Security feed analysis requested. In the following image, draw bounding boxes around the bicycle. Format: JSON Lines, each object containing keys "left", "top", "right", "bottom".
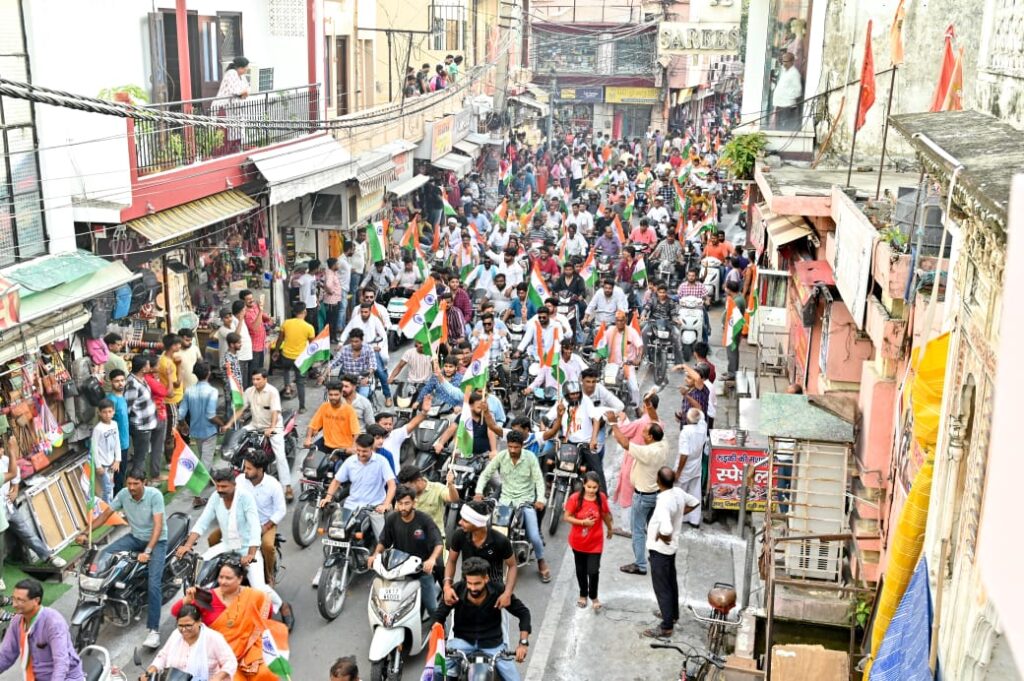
{"left": 689, "top": 582, "right": 740, "bottom": 658}
{"left": 650, "top": 642, "right": 726, "bottom": 681}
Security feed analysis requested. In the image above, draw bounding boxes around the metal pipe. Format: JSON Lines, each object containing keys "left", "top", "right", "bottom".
{"left": 736, "top": 462, "right": 751, "bottom": 537}
{"left": 741, "top": 527, "right": 755, "bottom": 609}
{"left": 930, "top": 538, "right": 949, "bottom": 673}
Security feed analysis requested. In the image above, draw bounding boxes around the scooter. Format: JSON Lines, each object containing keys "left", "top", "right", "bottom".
{"left": 700, "top": 256, "right": 722, "bottom": 305}
{"left": 555, "top": 289, "right": 578, "bottom": 337}
{"left": 677, "top": 295, "right": 706, "bottom": 362}
{"left": 367, "top": 549, "right": 431, "bottom": 681}
{"left": 81, "top": 645, "right": 128, "bottom": 681}
{"left": 134, "top": 648, "right": 193, "bottom": 680}
{"left": 70, "top": 512, "right": 194, "bottom": 649}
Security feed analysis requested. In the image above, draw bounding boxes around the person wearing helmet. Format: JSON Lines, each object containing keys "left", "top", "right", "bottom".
{"left": 541, "top": 381, "right": 607, "bottom": 490}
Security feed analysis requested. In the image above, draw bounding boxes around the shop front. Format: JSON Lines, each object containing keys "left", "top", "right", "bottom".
{"left": 605, "top": 86, "right": 659, "bottom": 140}
{"left": 416, "top": 115, "right": 473, "bottom": 180}
{"left": 382, "top": 140, "right": 429, "bottom": 237}
{"left": 554, "top": 87, "right": 603, "bottom": 137}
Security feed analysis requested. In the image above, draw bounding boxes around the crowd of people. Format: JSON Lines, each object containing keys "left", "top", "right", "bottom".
{"left": 0, "top": 107, "right": 754, "bottom": 681}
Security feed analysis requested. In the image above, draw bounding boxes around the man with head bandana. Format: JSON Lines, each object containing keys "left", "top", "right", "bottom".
{"left": 442, "top": 500, "right": 519, "bottom": 608}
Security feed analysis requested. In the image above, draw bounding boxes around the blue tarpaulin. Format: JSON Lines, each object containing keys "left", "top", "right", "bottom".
{"left": 870, "top": 558, "right": 934, "bottom": 681}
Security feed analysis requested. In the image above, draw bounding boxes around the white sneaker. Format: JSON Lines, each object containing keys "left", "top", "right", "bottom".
{"left": 143, "top": 630, "right": 161, "bottom": 649}
{"left": 49, "top": 556, "right": 67, "bottom": 569}
{"left": 311, "top": 567, "right": 321, "bottom": 588}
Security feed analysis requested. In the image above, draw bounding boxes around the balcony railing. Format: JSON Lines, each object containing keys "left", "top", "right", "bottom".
{"left": 134, "top": 84, "right": 321, "bottom": 177}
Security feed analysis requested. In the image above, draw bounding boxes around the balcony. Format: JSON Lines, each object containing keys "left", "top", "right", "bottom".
{"left": 132, "top": 85, "right": 320, "bottom": 177}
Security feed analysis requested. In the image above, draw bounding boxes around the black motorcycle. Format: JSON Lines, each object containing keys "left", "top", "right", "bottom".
{"left": 448, "top": 648, "right": 516, "bottom": 681}
{"left": 543, "top": 443, "right": 586, "bottom": 536}
{"left": 491, "top": 502, "right": 537, "bottom": 568}
{"left": 648, "top": 319, "right": 677, "bottom": 386}
{"left": 219, "top": 409, "right": 300, "bottom": 475}
{"left": 443, "top": 453, "right": 496, "bottom": 539}
{"left": 410, "top": 402, "right": 456, "bottom": 481}
{"left": 317, "top": 503, "right": 378, "bottom": 620}
{"left": 292, "top": 445, "right": 345, "bottom": 548}
{"left": 70, "top": 512, "right": 193, "bottom": 649}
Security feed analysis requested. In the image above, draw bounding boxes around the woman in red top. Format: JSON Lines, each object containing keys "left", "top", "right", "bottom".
{"left": 143, "top": 364, "right": 169, "bottom": 484}
{"left": 564, "top": 471, "right": 614, "bottom": 611}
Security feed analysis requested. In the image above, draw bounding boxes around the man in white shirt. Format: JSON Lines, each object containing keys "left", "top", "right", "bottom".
{"left": 542, "top": 382, "right": 603, "bottom": 489}
{"left": 487, "top": 249, "right": 524, "bottom": 294}
{"left": 236, "top": 451, "right": 286, "bottom": 584}
{"left": 564, "top": 202, "right": 594, "bottom": 238}
{"left": 676, "top": 408, "right": 707, "bottom": 527}
{"left": 224, "top": 370, "right": 292, "bottom": 497}
{"left": 297, "top": 263, "right": 319, "bottom": 328}
{"left": 557, "top": 223, "right": 589, "bottom": 260}
{"left": 583, "top": 279, "right": 630, "bottom": 327}
{"left": 488, "top": 221, "right": 512, "bottom": 252}
{"left": 773, "top": 51, "right": 803, "bottom": 131}
{"left": 646, "top": 196, "right": 671, "bottom": 231}
{"left": 609, "top": 163, "right": 628, "bottom": 186}
{"left": 643, "top": 466, "right": 698, "bottom": 637}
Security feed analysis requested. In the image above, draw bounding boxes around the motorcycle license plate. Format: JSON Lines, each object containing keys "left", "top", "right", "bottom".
{"left": 379, "top": 588, "right": 403, "bottom": 601}
{"left": 420, "top": 420, "right": 435, "bottom": 430}
{"left": 656, "top": 330, "right": 670, "bottom": 339}
{"left": 559, "top": 461, "right": 577, "bottom": 472}
{"left": 322, "top": 539, "right": 349, "bottom": 548}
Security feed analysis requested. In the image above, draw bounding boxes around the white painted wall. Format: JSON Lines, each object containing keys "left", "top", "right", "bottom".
{"left": 21, "top": 0, "right": 318, "bottom": 254}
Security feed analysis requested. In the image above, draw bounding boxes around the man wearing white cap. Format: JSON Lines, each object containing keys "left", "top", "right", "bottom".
{"left": 442, "top": 500, "right": 519, "bottom": 609}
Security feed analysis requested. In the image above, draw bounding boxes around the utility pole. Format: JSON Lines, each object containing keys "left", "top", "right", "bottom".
{"left": 548, "top": 68, "right": 557, "bottom": 148}
{"left": 494, "top": 0, "right": 519, "bottom": 114}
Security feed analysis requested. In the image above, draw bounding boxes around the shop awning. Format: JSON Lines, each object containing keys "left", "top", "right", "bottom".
{"left": 249, "top": 134, "right": 354, "bottom": 206}
{"left": 18, "top": 261, "right": 138, "bottom": 326}
{"left": 387, "top": 174, "right": 430, "bottom": 198}
{"left": 0, "top": 305, "right": 92, "bottom": 365}
{"left": 432, "top": 153, "right": 473, "bottom": 178}
{"left": 509, "top": 96, "right": 549, "bottom": 116}
{"left": 466, "top": 132, "right": 496, "bottom": 146}
{"left": 765, "top": 212, "right": 813, "bottom": 247}
{"left": 453, "top": 140, "right": 480, "bottom": 156}
{"left": 126, "top": 190, "right": 258, "bottom": 245}
{"left": 356, "top": 154, "right": 398, "bottom": 196}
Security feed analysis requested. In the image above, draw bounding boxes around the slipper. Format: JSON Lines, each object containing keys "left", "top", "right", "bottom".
{"left": 576, "top": 598, "right": 587, "bottom": 609}
{"left": 592, "top": 601, "right": 603, "bottom": 612}
{"left": 540, "top": 570, "right": 552, "bottom": 583}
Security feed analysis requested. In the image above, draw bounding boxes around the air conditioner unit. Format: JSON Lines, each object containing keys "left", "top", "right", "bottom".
{"left": 786, "top": 537, "right": 843, "bottom": 580}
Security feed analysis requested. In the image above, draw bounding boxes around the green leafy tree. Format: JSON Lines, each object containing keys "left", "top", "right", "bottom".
{"left": 718, "top": 132, "right": 768, "bottom": 180}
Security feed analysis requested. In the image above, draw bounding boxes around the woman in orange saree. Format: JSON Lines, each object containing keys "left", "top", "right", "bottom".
{"left": 171, "top": 561, "right": 290, "bottom": 680}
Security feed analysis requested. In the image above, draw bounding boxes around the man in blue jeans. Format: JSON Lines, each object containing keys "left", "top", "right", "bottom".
{"left": 605, "top": 414, "right": 669, "bottom": 576}
{"left": 85, "top": 469, "right": 167, "bottom": 650}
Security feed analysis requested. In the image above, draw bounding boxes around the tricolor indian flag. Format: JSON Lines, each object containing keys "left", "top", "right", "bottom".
{"left": 261, "top": 624, "right": 292, "bottom": 679}
{"left": 227, "top": 369, "right": 245, "bottom": 410}
{"left": 441, "top": 189, "right": 458, "bottom": 217}
{"left": 80, "top": 463, "right": 126, "bottom": 526}
{"left": 632, "top": 256, "right": 647, "bottom": 284}
{"left": 454, "top": 388, "right": 476, "bottom": 458}
{"left": 421, "top": 623, "right": 447, "bottom": 681}
{"left": 579, "top": 250, "right": 597, "bottom": 288}
{"left": 622, "top": 194, "right": 635, "bottom": 222}
{"left": 499, "top": 165, "right": 512, "bottom": 189}
{"left": 367, "top": 220, "right": 388, "bottom": 263}
{"left": 462, "top": 337, "right": 492, "bottom": 392}
{"left": 727, "top": 302, "right": 745, "bottom": 350}
{"left": 613, "top": 214, "right": 627, "bottom": 244}
{"left": 594, "top": 322, "right": 609, "bottom": 360}
{"left": 518, "top": 187, "right": 532, "bottom": 213}
{"left": 527, "top": 261, "right": 550, "bottom": 309}
{"left": 495, "top": 198, "right": 509, "bottom": 222}
{"left": 398, "top": 278, "right": 439, "bottom": 340}
{"left": 296, "top": 327, "right": 332, "bottom": 376}
{"left": 168, "top": 430, "right": 211, "bottom": 495}
{"left": 400, "top": 216, "right": 420, "bottom": 251}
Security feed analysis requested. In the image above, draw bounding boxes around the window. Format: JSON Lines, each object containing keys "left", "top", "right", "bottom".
{"left": 613, "top": 33, "right": 656, "bottom": 75}
{"left": 218, "top": 12, "right": 243, "bottom": 67}
{"left": 532, "top": 30, "right": 598, "bottom": 74}
{"left": 324, "top": 35, "right": 332, "bottom": 107}
{"left": 0, "top": 1, "right": 46, "bottom": 267}
{"left": 761, "top": 0, "right": 813, "bottom": 131}
{"left": 431, "top": 4, "right": 465, "bottom": 51}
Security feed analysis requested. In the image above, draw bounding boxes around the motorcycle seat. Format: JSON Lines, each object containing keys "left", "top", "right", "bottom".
{"left": 280, "top": 410, "right": 296, "bottom": 427}
{"left": 166, "top": 512, "right": 190, "bottom": 549}
{"left": 80, "top": 649, "right": 105, "bottom": 681}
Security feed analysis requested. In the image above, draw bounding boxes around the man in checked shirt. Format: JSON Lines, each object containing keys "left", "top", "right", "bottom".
{"left": 676, "top": 268, "right": 711, "bottom": 344}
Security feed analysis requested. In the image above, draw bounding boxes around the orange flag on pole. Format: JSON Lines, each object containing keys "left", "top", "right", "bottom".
{"left": 941, "top": 47, "right": 965, "bottom": 112}
{"left": 855, "top": 20, "right": 876, "bottom": 132}
{"left": 890, "top": 0, "right": 906, "bottom": 65}
{"left": 929, "top": 25, "right": 957, "bottom": 112}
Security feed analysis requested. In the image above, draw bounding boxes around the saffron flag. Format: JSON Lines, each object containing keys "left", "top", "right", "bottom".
{"left": 613, "top": 214, "right": 627, "bottom": 244}
{"left": 940, "top": 47, "right": 964, "bottom": 112}
{"left": 890, "top": 0, "right": 906, "bottom": 65}
{"left": 168, "top": 430, "right": 211, "bottom": 495}
{"left": 367, "top": 220, "right": 388, "bottom": 263}
{"left": 856, "top": 21, "right": 876, "bottom": 132}
{"left": 929, "top": 25, "right": 957, "bottom": 113}
{"left": 295, "top": 327, "right": 332, "bottom": 375}
{"left": 527, "top": 261, "right": 550, "bottom": 309}
{"left": 398, "top": 277, "right": 439, "bottom": 339}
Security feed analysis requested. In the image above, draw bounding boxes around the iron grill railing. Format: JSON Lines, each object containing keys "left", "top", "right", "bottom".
{"left": 134, "top": 84, "right": 321, "bottom": 176}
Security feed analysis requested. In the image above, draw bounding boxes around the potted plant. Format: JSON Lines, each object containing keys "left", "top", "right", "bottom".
{"left": 718, "top": 132, "right": 768, "bottom": 180}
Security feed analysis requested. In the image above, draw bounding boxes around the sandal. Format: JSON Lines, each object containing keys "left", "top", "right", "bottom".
{"left": 576, "top": 598, "right": 587, "bottom": 609}
{"left": 592, "top": 601, "right": 603, "bottom": 612}
{"left": 540, "top": 570, "right": 552, "bottom": 583}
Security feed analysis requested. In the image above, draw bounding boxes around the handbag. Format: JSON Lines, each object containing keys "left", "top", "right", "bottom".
{"left": 63, "top": 379, "right": 80, "bottom": 399}
{"left": 29, "top": 451, "right": 49, "bottom": 473}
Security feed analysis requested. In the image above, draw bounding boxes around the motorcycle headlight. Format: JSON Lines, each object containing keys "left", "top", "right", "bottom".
{"left": 372, "top": 592, "right": 418, "bottom": 627}
{"left": 79, "top": 575, "right": 105, "bottom": 592}
{"left": 327, "top": 525, "right": 347, "bottom": 540}
{"left": 302, "top": 467, "right": 318, "bottom": 478}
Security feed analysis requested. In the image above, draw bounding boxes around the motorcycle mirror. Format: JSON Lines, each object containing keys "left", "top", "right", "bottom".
{"left": 132, "top": 647, "right": 143, "bottom": 667}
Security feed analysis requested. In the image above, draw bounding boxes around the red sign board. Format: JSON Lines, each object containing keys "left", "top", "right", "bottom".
{"left": 708, "top": 446, "right": 771, "bottom": 510}
{"left": 0, "top": 276, "right": 21, "bottom": 331}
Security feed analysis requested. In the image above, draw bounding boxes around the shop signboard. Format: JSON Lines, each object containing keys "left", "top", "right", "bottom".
{"left": 356, "top": 189, "right": 384, "bottom": 222}
{"left": 392, "top": 151, "right": 412, "bottom": 183}
{"left": 829, "top": 188, "right": 875, "bottom": 329}
{"left": 415, "top": 116, "right": 455, "bottom": 162}
{"left": 658, "top": 22, "right": 741, "bottom": 55}
{"left": 604, "top": 86, "right": 660, "bottom": 105}
{"left": 454, "top": 106, "right": 474, "bottom": 143}
{"left": 558, "top": 87, "right": 603, "bottom": 103}
{"left": 708, "top": 445, "right": 772, "bottom": 510}
{"left": 0, "top": 276, "right": 19, "bottom": 331}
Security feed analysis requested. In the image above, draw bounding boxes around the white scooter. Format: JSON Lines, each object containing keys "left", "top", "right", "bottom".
{"left": 368, "top": 548, "right": 432, "bottom": 681}
{"left": 700, "top": 256, "right": 722, "bottom": 305}
{"left": 677, "top": 295, "right": 707, "bottom": 362}
{"left": 84, "top": 645, "right": 128, "bottom": 681}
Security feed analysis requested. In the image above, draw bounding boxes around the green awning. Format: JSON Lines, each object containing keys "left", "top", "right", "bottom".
{"left": 4, "top": 251, "right": 110, "bottom": 293}
{"left": 19, "top": 261, "right": 138, "bottom": 325}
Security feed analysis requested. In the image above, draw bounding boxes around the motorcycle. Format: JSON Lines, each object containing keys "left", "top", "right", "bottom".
{"left": 700, "top": 256, "right": 722, "bottom": 305}
{"left": 81, "top": 645, "right": 128, "bottom": 681}
{"left": 411, "top": 401, "right": 456, "bottom": 481}
{"left": 443, "top": 453, "right": 496, "bottom": 538}
{"left": 447, "top": 648, "right": 516, "bottom": 681}
{"left": 677, "top": 295, "right": 706, "bottom": 362}
{"left": 70, "top": 513, "right": 193, "bottom": 650}
{"left": 386, "top": 296, "right": 409, "bottom": 351}
{"left": 655, "top": 257, "right": 680, "bottom": 290}
{"left": 596, "top": 252, "right": 614, "bottom": 279}
{"left": 524, "top": 384, "right": 558, "bottom": 431}
{"left": 318, "top": 503, "right": 379, "bottom": 620}
{"left": 647, "top": 320, "right": 677, "bottom": 387}
{"left": 367, "top": 549, "right": 432, "bottom": 681}
{"left": 555, "top": 289, "right": 578, "bottom": 337}
{"left": 292, "top": 445, "right": 345, "bottom": 548}
{"left": 544, "top": 443, "right": 586, "bottom": 536}
{"left": 602, "top": 362, "right": 633, "bottom": 414}
{"left": 491, "top": 503, "right": 537, "bottom": 568}
{"left": 219, "top": 409, "right": 300, "bottom": 476}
